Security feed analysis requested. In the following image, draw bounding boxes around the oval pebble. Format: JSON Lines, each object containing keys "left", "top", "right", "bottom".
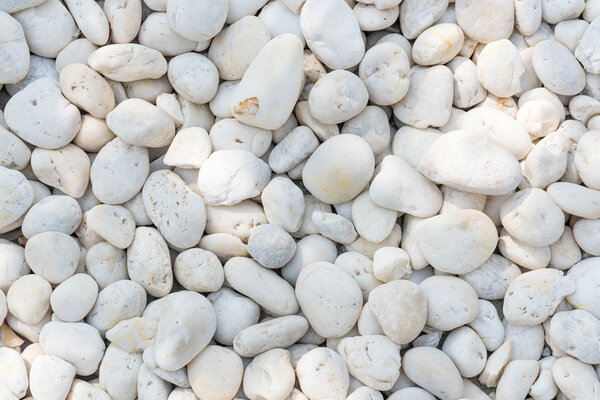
{"left": 303, "top": 134, "right": 374, "bottom": 204}
{"left": 296, "top": 262, "right": 363, "bottom": 338}
{"left": 25, "top": 231, "right": 79, "bottom": 284}
{"left": 415, "top": 209, "right": 498, "bottom": 274}
{"left": 4, "top": 78, "right": 81, "bottom": 150}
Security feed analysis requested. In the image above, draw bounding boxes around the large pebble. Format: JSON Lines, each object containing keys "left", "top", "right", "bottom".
{"left": 0, "top": 167, "right": 32, "bottom": 230}
{"left": 4, "top": 78, "right": 81, "bottom": 149}
{"left": 495, "top": 360, "right": 539, "bottom": 400}
{"left": 500, "top": 188, "right": 565, "bottom": 247}
{"left": 231, "top": 34, "right": 303, "bottom": 130}
{"left": 103, "top": 0, "right": 141, "bottom": 44}
{"left": 392, "top": 65, "right": 453, "bottom": 128}
{"left": 476, "top": 40, "right": 525, "bottom": 98}
{"left": 0, "top": 348, "right": 28, "bottom": 398}
{"left": 415, "top": 209, "right": 498, "bottom": 274}
{"left": 154, "top": 291, "right": 216, "bottom": 371}
{"left": 302, "top": 134, "right": 374, "bottom": 204}
{"left": 50, "top": 274, "right": 97, "bottom": 322}
{"left": 173, "top": 248, "right": 223, "bottom": 293}
{"left": 358, "top": 42, "right": 410, "bottom": 106}
{"left": 233, "top": 315, "right": 308, "bottom": 357}
{"left": 368, "top": 280, "right": 427, "bottom": 344}
{"left": 308, "top": 70, "right": 369, "bottom": 124}
{"left": 13, "top": 0, "right": 78, "bottom": 58}
{"left": 351, "top": 192, "right": 397, "bottom": 243}
{"left": 197, "top": 150, "right": 271, "bottom": 206}
{"left": 87, "top": 204, "right": 135, "bottom": 249}
{"left": 168, "top": 53, "right": 219, "bottom": 104}
{"left": 532, "top": 39, "right": 586, "bottom": 95}
{"left": 88, "top": 44, "right": 167, "bottom": 82}
{"left": 420, "top": 275, "right": 479, "bottom": 330}
{"left": 143, "top": 170, "right": 206, "bottom": 249}
{"left": 455, "top": 0, "right": 514, "bottom": 43}
{"left": 420, "top": 129, "right": 522, "bottom": 195}
{"left": 21, "top": 195, "right": 81, "bottom": 239}
{"left": 209, "top": 16, "right": 271, "bottom": 80}
{"left": 566, "top": 257, "right": 600, "bottom": 318}
{"left": 138, "top": 12, "right": 196, "bottom": 56}
{"left": 99, "top": 344, "right": 143, "bottom": 400}
{"left": 296, "top": 347, "right": 349, "bottom": 400}
{"left": 31, "top": 144, "right": 90, "bottom": 198}
{"left": 60, "top": 63, "right": 114, "bottom": 118}
{"left": 207, "top": 287, "right": 260, "bottom": 345}
{"left": 243, "top": 349, "right": 295, "bottom": 400}
{"left": 127, "top": 227, "right": 173, "bottom": 297}
{"left": 7, "top": 274, "right": 51, "bottom": 325}
{"left": 25, "top": 231, "right": 79, "bottom": 284}
{"left": 503, "top": 269, "right": 575, "bottom": 326}
{"left": 549, "top": 309, "right": 600, "bottom": 364}
{"left": 295, "top": 262, "right": 363, "bottom": 338}
{"left": 442, "top": 326, "right": 487, "bottom": 378}
{"left": 90, "top": 137, "right": 149, "bottom": 204}
{"left": 402, "top": 347, "right": 464, "bottom": 400}
{"left": 64, "top": 0, "right": 109, "bottom": 46}
{"left": 412, "top": 24, "right": 464, "bottom": 66}
{"left": 575, "top": 130, "right": 600, "bottom": 190}
{"left": 40, "top": 321, "right": 105, "bottom": 376}
{"left": 0, "top": 127, "right": 30, "bottom": 170}
{"left": 107, "top": 98, "right": 175, "bottom": 148}
{"left": 30, "top": 355, "right": 76, "bottom": 400}
{"left": 300, "top": 0, "right": 364, "bottom": 69}
{"left": 187, "top": 346, "right": 243, "bottom": 400}
{"left": 86, "top": 279, "right": 147, "bottom": 334}
{"left": 575, "top": 16, "right": 600, "bottom": 74}
{"left": 337, "top": 335, "right": 400, "bottom": 390}
{"left": 0, "top": 11, "right": 29, "bottom": 84}
{"left": 167, "top": 0, "right": 228, "bottom": 41}
{"left": 370, "top": 155, "right": 441, "bottom": 217}
{"left": 247, "top": 224, "right": 296, "bottom": 269}
{"left": 225, "top": 257, "right": 298, "bottom": 316}
{"left": 0, "top": 240, "right": 29, "bottom": 293}
{"left": 399, "top": 0, "right": 449, "bottom": 39}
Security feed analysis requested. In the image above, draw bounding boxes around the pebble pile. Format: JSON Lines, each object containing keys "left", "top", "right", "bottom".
{"left": 1, "top": 0, "right": 600, "bottom": 399}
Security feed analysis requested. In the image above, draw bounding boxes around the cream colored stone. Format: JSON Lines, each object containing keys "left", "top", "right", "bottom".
{"left": 300, "top": 0, "right": 364, "bottom": 69}
{"left": 296, "top": 262, "right": 362, "bottom": 338}
{"left": 504, "top": 269, "right": 575, "bottom": 326}
{"left": 296, "top": 347, "right": 349, "bottom": 400}
{"left": 420, "top": 130, "right": 522, "bottom": 195}
{"left": 231, "top": 34, "right": 303, "bottom": 130}
{"left": 198, "top": 150, "right": 271, "bottom": 206}
{"left": 51, "top": 273, "right": 98, "bottom": 322}
{"left": 187, "top": 346, "right": 242, "bottom": 400}
{"left": 368, "top": 280, "right": 427, "bottom": 344}
{"left": 40, "top": 321, "right": 105, "bottom": 376}
{"left": 233, "top": 315, "right": 308, "bottom": 357}
{"left": 225, "top": 257, "right": 298, "bottom": 316}
{"left": 392, "top": 66, "right": 453, "bottom": 128}
{"left": 303, "top": 135, "right": 374, "bottom": 204}
{"left": 403, "top": 347, "right": 464, "bottom": 400}
{"left": 88, "top": 44, "right": 167, "bottom": 82}
{"left": 420, "top": 275, "right": 479, "bottom": 331}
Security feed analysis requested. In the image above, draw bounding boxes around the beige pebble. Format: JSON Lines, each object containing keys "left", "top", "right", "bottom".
{"left": 402, "top": 347, "right": 464, "bottom": 400}
{"left": 296, "top": 347, "right": 349, "bottom": 400}
{"left": 368, "top": 280, "right": 427, "bottom": 344}
{"left": 88, "top": 44, "right": 167, "bottom": 82}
